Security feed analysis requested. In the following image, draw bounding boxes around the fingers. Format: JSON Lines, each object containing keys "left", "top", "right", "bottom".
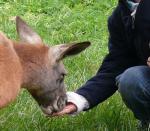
{"left": 52, "top": 102, "right": 77, "bottom": 117}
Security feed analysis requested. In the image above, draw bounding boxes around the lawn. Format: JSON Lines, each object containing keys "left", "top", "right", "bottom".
{"left": 0, "top": 0, "right": 138, "bottom": 131}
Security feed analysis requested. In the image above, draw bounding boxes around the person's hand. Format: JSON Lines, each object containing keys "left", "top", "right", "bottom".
{"left": 147, "top": 57, "right": 150, "bottom": 67}
{"left": 52, "top": 102, "right": 77, "bottom": 117}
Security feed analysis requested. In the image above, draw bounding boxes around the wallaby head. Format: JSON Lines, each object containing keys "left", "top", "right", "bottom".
{"left": 15, "top": 16, "right": 90, "bottom": 115}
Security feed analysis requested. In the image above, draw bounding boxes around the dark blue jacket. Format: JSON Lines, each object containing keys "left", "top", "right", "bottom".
{"left": 76, "top": 0, "right": 150, "bottom": 109}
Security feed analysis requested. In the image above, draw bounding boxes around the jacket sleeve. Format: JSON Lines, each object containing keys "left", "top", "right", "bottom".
{"left": 76, "top": 5, "right": 138, "bottom": 110}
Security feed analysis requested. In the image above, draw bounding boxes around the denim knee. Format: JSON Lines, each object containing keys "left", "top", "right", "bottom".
{"left": 117, "top": 66, "right": 150, "bottom": 121}
{"left": 117, "top": 66, "right": 146, "bottom": 96}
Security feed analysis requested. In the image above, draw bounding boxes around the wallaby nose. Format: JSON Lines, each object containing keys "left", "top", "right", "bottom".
{"left": 57, "top": 96, "right": 67, "bottom": 111}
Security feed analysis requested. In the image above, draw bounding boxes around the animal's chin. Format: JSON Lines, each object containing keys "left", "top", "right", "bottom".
{"left": 40, "top": 105, "right": 64, "bottom": 116}
{"left": 40, "top": 105, "right": 54, "bottom": 115}
{"left": 40, "top": 96, "right": 67, "bottom": 115}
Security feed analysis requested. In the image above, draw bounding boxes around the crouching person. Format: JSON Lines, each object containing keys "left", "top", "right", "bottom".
{"left": 53, "top": 0, "right": 150, "bottom": 130}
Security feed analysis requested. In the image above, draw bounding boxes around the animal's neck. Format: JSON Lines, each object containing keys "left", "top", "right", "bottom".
{"left": 12, "top": 42, "right": 48, "bottom": 89}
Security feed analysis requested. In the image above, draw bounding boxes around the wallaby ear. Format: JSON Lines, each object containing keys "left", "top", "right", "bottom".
{"left": 16, "top": 16, "right": 43, "bottom": 44}
{"left": 0, "top": 32, "right": 11, "bottom": 46}
{"left": 50, "top": 41, "right": 91, "bottom": 61}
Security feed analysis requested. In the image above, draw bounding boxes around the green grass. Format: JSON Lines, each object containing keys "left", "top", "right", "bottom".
{"left": 0, "top": 0, "right": 138, "bottom": 130}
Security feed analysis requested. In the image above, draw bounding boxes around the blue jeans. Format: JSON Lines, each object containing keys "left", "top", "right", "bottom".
{"left": 116, "top": 66, "right": 150, "bottom": 121}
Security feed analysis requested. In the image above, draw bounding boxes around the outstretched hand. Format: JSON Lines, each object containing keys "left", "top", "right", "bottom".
{"left": 52, "top": 102, "right": 77, "bottom": 117}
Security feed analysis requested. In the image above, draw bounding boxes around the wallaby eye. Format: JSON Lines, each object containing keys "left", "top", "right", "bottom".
{"left": 56, "top": 73, "right": 66, "bottom": 83}
{"left": 60, "top": 73, "right": 65, "bottom": 80}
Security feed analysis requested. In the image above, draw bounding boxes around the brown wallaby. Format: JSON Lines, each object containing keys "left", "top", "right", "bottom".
{"left": 0, "top": 16, "right": 90, "bottom": 115}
